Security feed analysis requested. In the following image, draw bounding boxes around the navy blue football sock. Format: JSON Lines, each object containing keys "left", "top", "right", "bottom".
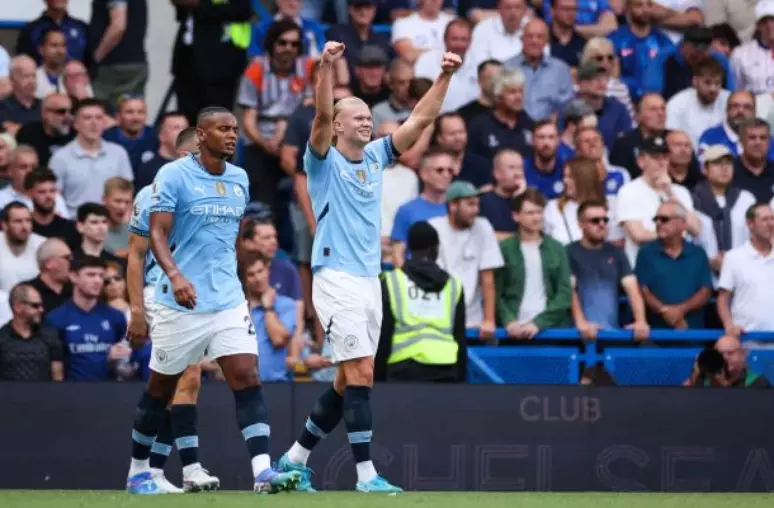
{"left": 234, "top": 386, "right": 270, "bottom": 461}
{"left": 171, "top": 404, "right": 200, "bottom": 467}
{"left": 343, "top": 386, "right": 372, "bottom": 463}
{"left": 298, "top": 387, "right": 343, "bottom": 450}
{"left": 149, "top": 409, "right": 173, "bottom": 470}
{"left": 131, "top": 391, "right": 167, "bottom": 462}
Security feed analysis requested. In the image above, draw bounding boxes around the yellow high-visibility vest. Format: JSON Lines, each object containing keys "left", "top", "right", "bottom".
{"left": 228, "top": 23, "right": 251, "bottom": 49}
{"left": 383, "top": 269, "right": 461, "bottom": 366}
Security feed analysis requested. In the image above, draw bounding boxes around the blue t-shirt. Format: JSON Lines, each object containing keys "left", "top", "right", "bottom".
{"left": 103, "top": 125, "right": 158, "bottom": 172}
{"left": 608, "top": 24, "right": 675, "bottom": 100}
{"left": 390, "top": 196, "right": 448, "bottom": 243}
{"left": 128, "top": 185, "right": 161, "bottom": 287}
{"left": 305, "top": 137, "right": 396, "bottom": 277}
{"left": 479, "top": 191, "right": 516, "bottom": 233}
{"left": 254, "top": 295, "right": 297, "bottom": 382}
{"left": 270, "top": 257, "right": 302, "bottom": 300}
{"left": 46, "top": 300, "right": 127, "bottom": 381}
{"left": 131, "top": 341, "right": 152, "bottom": 381}
{"left": 524, "top": 156, "right": 565, "bottom": 199}
{"left": 149, "top": 155, "right": 249, "bottom": 312}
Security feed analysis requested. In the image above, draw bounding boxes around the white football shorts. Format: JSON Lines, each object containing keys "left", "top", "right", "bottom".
{"left": 312, "top": 267, "right": 382, "bottom": 363}
{"left": 149, "top": 300, "right": 258, "bottom": 375}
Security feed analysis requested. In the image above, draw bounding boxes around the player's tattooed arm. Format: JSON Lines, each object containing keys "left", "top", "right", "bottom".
{"left": 126, "top": 233, "right": 150, "bottom": 344}
{"left": 150, "top": 211, "right": 198, "bottom": 309}
{"left": 310, "top": 41, "right": 344, "bottom": 157}
{"left": 392, "top": 52, "right": 462, "bottom": 154}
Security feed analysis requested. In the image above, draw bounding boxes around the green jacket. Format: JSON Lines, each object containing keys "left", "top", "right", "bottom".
{"left": 495, "top": 235, "right": 572, "bottom": 329}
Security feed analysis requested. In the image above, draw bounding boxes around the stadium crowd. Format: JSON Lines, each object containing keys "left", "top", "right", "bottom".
{"left": 0, "top": 0, "right": 772, "bottom": 385}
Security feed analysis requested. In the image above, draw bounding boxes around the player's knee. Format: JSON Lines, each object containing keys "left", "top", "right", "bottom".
{"left": 341, "top": 357, "right": 374, "bottom": 387}
{"left": 226, "top": 364, "right": 260, "bottom": 390}
{"left": 147, "top": 371, "right": 179, "bottom": 402}
{"left": 173, "top": 367, "right": 202, "bottom": 403}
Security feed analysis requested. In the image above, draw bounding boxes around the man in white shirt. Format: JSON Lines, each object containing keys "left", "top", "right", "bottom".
{"left": 0, "top": 145, "right": 69, "bottom": 218}
{"left": 731, "top": 1, "right": 774, "bottom": 95}
{"left": 617, "top": 134, "right": 701, "bottom": 266}
{"left": 468, "top": 0, "right": 530, "bottom": 66}
{"left": 391, "top": 0, "right": 456, "bottom": 64}
{"left": 666, "top": 57, "right": 730, "bottom": 149}
{"left": 429, "top": 181, "right": 504, "bottom": 335}
{"left": 0, "top": 202, "right": 45, "bottom": 292}
{"left": 414, "top": 18, "right": 479, "bottom": 112}
{"left": 717, "top": 203, "right": 774, "bottom": 334}
{"left": 34, "top": 27, "right": 67, "bottom": 100}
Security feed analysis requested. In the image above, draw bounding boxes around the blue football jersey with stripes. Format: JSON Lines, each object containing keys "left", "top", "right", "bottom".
{"left": 305, "top": 136, "right": 397, "bottom": 277}
{"left": 128, "top": 185, "right": 161, "bottom": 287}
{"left": 149, "top": 155, "right": 249, "bottom": 312}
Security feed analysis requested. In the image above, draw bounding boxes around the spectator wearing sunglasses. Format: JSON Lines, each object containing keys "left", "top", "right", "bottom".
{"left": 568, "top": 200, "right": 649, "bottom": 340}
{"left": 634, "top": 200, "right": 713, "bottom": 330}
{"left": 15, "top": 93, "right": 74, "bottom": 168}
{"left": 0, "top": 283, "right": 64, "bottom": 381}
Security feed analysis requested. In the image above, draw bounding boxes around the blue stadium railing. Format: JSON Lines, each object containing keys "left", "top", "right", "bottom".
{"left": 465, "top": 328, "right": 774, "bottom": 386}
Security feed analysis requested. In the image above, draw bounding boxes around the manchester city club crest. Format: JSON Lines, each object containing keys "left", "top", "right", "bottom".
{"left": 233, "top": 184, "right": 244, "bottom": 197}
{"left": 215, "top": 181, "right": 227, "bottom": 196}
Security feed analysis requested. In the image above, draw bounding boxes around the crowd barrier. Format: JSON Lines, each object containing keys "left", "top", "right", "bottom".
{"left": 2, "top": 382, "right": 774, "bottom": 492}
{"left": 465, "top": 329, "right": 774, "bottom": 385}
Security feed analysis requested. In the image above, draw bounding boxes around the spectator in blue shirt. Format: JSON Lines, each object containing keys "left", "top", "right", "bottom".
{"left": 46, "top": 256, "right": 128, "bottom": 380}
{"left": 391, "top": 147, "right": 455, "bottom": 267}
{"left": 240, "top": 218, "right": 303, "bottom": 302}
{"left": 558, "top": 99, "right": 597, "bottom": 161}
{"left": 524, "top": 120, "right": 567, "bottom": 198}
{"left": 249, "top": 0, "right": 327, "bottom": 59}
{"left": 571, "top": 60, "right": 633, "bottom": 151}
{"left": 643, "top": 25, "right": 734, "bottom": 102}
{"left": 635, "top": 201, "right": 713, "bottom": 329}
{"left": 698, "top": 91, "right": 774, "bottom": 161}
{"left": 608, "top": 0, "right": 674, "bottom": 101}
{"left": 542, "top": 0, "right": 618, "bottom": 38}
{"left": 548, "top": 0, "right": 588, "bottom": 69}
{"left": 102, "top": 96, "right": 158, "bottom": 173}
{"left": 243, "top": 251, "right": 298, "bottom": 383}
{"left": 15, "top": 0, "right": 93, "bottom": 69}
{"left": 505, "top": 19, "right": 574, "bottom": 121}
{"left": 479, "top": 148, "right": 525, "bottom": 238}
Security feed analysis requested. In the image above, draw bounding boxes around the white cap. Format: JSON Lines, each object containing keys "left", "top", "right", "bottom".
{"left": 701, "top": 144, "right": 734, "bottom": 165}
{"left": 756, "top": 0, "right": 774, "bottom": 21}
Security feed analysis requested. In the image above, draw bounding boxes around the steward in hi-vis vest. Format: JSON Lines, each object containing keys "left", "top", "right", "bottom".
{"left": 375, "top": 221, "right": 467, "bottom": 382}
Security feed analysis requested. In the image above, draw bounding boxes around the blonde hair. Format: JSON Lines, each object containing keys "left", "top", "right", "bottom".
{"left": 560, "top": 157, "right": 605, "bottom": 211}
{"left": 581, "top": 37, "right": 621, "bottom": 78}
{"left": 332, "top": 97, "right": 369, "bottom": 146}
{"left": 103, "top": 177, "right": 134, "bottom": 198}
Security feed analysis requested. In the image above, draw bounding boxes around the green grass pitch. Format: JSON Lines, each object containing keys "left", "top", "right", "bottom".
{"left": 0, "top": 491, "right": 770, "bottom": 508}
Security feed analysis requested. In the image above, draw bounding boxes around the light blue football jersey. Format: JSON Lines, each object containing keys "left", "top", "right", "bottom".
{"left": 149, "top": 154, "right": 249, "bottom": 313}
{"left": 305, "top": 136, "right": 396, "bottom": 277}
{"left": 127, "top": 185, "right": 162, "bottom": 287}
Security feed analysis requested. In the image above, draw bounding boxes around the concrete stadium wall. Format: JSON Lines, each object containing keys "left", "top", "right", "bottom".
{"left": 1, "top": 382, "right": 774, "bottom": 492}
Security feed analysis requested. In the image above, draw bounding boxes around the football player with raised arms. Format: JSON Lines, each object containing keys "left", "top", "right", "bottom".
{"left": 124, "top": 107, "right": 300, "bottom": 495}
{"left": 277, "top": 41, "right": 462, "bottom": 492}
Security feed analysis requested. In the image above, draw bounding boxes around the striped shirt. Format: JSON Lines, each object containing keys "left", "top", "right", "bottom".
{"left": 731, "top": 40, "right": 774, "bottom": 95}
{"left": 236, "top": 56, "right": 314, "bottom": 142}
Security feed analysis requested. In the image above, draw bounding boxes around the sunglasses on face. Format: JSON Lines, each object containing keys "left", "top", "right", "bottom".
{"left": 47, "top": 107, "right": 71, "bottom": 115}
{"left": 586, "top": 216, "right": 609, "bottom": 225}
{"left": 24, "top": 301, "right": 44, "bottom": 310}
{"left": 594, "top": 54, "right": 615, "bottom": 62}
{"left": 654, "top": 215, "right": 675, "bottom": 224}
{"left": 277, "top": 39, "right": 300, "bottom": 48}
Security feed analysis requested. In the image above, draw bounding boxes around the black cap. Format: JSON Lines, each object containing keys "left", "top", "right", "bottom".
{"left": 639, "top": 135, "right": 669, "bottom": 155}
{"left": 683, "top": 26, "right": 713, "bottom": 49}
{"left": 356, "top": 45, "right": 388, "bottom": 67}
{"left": 407, "top": 221, "right": 439, "bottom": 253}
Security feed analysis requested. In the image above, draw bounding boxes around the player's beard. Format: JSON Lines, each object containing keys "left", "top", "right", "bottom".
{"left": 33, "top": 200, "right": 54, "bottom": 215}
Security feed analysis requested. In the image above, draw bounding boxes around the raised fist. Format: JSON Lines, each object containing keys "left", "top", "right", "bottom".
{"left": 441, "top": 52, "right": 463, "bottom": 74}
{"left": 322, "top": 41, "right": 345, "bottom": 63}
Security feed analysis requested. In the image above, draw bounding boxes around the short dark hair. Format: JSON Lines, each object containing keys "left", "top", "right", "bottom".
{"left": 9, "top": 283, "right": 35, "bottom": 308}
{"left": 71, "top": 255, "right": 106, "bottom": 273}
{"left": 739, "top": 117, "right": 770, "bottom": 138}
{"left": 76, "top": 203, "right": 109, "bottom": 223}
{"left": 443, "top": 17, "right": 472, "bottom": 40}
{"left": 433, "top": 112, "right": 464, "bottom": 138}
{"left": 511, "top": 188, "right": 547, "bottom": 212}
{"left": 746, "top": 202, "right": 771, "bottom": 222}
{"left": 158, "top": 111, "right": 187, "bottom": 129}
{"left": 264, "top": 19, "right": 304, "bottom": 55}
{"left": 693, "top": 57, "right": 725, "bottom": 78}
{"left": 175, "top": 126, "right": 198, "bottom": 150}
{"left": 1, "top": 201, "right": 29, "bottom": 222}
{"left": 23, "top": 168, "right": 57, "bottom": 191}
{"left": 40, "top": 27, "right": 65, "bottom": 46}
{"left": 577, "top": 199, "right": 609, "bottom": 220}
{"left": 532, "top": 119, "right": 557, "bottom": 134}
{"left": 73, "top": 98, "right": 106, "bottom": 116}
{"left": 477, "top": 59, "right": 502, "bottom": 76}
{"left": 239, "top": 250, "right": 271, "bottom": 280}
{"left": 196, "top": 106, "right": 233, "bottom": 128}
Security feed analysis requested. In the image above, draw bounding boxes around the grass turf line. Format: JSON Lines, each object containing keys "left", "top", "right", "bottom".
{"left": 0, "top": 491, "right": 770, "bottom": 508}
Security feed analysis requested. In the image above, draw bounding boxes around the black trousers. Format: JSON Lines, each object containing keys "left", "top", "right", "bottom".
{"left": 174, "top": 77, "right": 239, "bottom": 126}
{"left": 386, "top": 360, "right": 460, "bottom": 383}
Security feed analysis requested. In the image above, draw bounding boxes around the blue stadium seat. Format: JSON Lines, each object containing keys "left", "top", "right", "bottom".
{"left": 467, "top": 346, "right": 580, "bottom": 385}
{"left": 604, "top": 348, "right": 700, "bottom": 386}
{"left": 747, "top": 350, "right": 774, "bottom": 382}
